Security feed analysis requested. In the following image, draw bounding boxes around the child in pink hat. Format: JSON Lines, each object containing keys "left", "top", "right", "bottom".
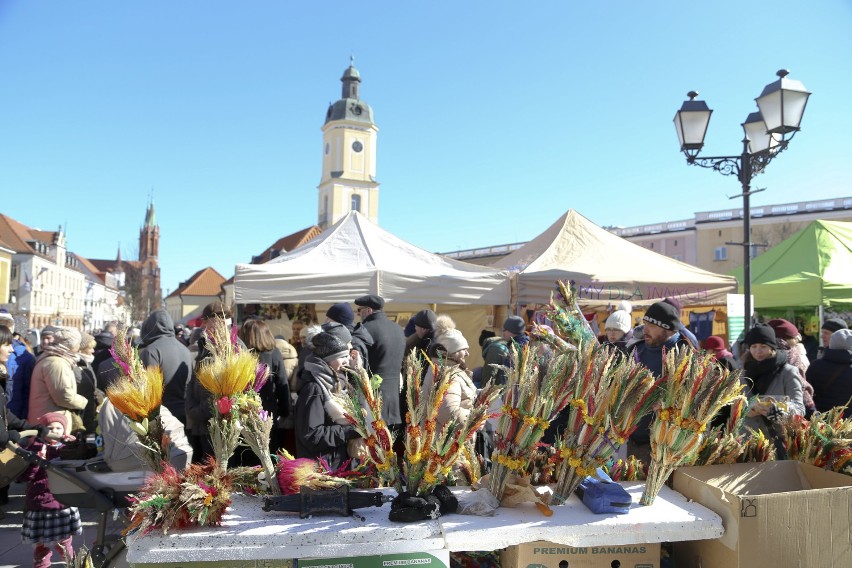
{"left": 19, "top": 412, "right": 81, "bottom": 567}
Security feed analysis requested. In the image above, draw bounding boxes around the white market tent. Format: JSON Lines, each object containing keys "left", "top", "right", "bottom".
{"left": 233, "top": 211, "right": 511, "bottom": 306}
{"left": 493, "top": 210, "right": 737, "bottom": 307}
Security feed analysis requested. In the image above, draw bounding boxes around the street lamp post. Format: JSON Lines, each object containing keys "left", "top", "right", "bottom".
{"left": 674, "top": 69, "right": 810, "bottom": 333}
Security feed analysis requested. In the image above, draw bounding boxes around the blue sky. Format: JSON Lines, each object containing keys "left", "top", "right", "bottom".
{"left": 1, "top": 1, "right": 850, "bottom": 296}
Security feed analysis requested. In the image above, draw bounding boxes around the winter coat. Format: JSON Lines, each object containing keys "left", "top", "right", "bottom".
{"left": 423, "top": 363, "right": 478, "bottom": 429}
{"left": 481, "top": 334, "right": 530, "bottom": 385}
{"left": 20, "top": 441, "right": 64, "bottom": 511}
{"left": 1, "top": 376, "right": 40, "bottom": 446}
{"left": 778, "top": 338, "right": 816, "bottom": 413}
{"left": 601, "top": 329, "right": 634, "bottom": 357}
{"left": 139, "top": 310, "right": 194, "bottom": 423}
{"left": 28, "top": 355, "right": 87, "bottom": 427}
{"left": 404, "top": 332, "right": 433, "bottom": 360}
{"left": 99, "top": 400, "right": 193, "bottom": 471}
{"left": 74, "top": 360, "right": 98, "bottom": 433}
{"left": 742, "top": 350, "right": 805, "bottom": 434}
{"left": 7, "top": 340, "right": 36, "bottom": 419}
{"left": 806, "top": 348, "right": 852, "bottom": 417}
{"left": 349, "top": 324, "right": 374, "bottom": 373}
{"left": 629, "top": 334, "right": 692, "bottom": 445}
{"left": 294, "top": 354, "right": 358, "bottom": 470}
{"left": 256, "top": 348, "right": 290, "bottom": 419}
{"left": 274, "top": 338, "right": 299, "bottom": 391}
{"left": 358, "top": 311, "right": 406, "bottom": 425}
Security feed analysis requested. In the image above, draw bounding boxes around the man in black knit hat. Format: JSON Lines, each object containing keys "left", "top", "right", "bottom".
{"left": 627, "top": 301, "right": 692, "bottom": 465}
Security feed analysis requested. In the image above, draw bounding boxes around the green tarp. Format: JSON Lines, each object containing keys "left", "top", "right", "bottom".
{"left": 730, "top": 220, "right": 852, "bottom": 308}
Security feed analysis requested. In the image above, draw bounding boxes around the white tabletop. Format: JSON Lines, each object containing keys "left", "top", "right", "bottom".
{"left": 126, "top": 492, "right": 444, "bottom": 564}
{"left": 441, "top": 482, "right": 724, "bottom": 551}
{"left": 127, "top": 483, "right": 723, "bottom": 563}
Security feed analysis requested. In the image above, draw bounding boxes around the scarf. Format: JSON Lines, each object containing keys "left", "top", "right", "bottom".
{"left": 304, "top": 357, "right": 349, "bottom": 426}
{"left": 744, "top": 350, "right": 787, "bottom": 395}
{"left": 39, "top": 343, "right": 78, "bottom": 365}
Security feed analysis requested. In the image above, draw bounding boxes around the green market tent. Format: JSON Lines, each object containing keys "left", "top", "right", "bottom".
{"left": 731, "top": 220, "right": 852, "bottom": 308}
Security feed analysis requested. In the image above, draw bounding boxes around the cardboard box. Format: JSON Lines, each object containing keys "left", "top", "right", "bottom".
{"left": 673, "top": 461, "right": 852, "bottom": 568}
{"left": 298, "top": 550, "right": 450, "bottom": 568}
{"left": 501, "top": 541, "right": 659, "bottom": 568}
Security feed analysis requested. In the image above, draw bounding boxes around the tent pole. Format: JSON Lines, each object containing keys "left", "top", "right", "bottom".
{"left": 818, "top": 305, "right": 824, "bottom": 347}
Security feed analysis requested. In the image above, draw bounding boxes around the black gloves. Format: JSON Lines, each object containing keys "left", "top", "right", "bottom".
{"left": 431, "top": 484, "right": 459, "bottom": 515}
{"left": 35, "top": 425, "right": 49, "bottom": 441}
{"left": 389, "top": 491, "right": 439, "bottom": 522}
{"left": 6, "top": 430, "right": 21, "bottom": 444}
{"left": 388, "top": 485, "right": 457, "bottom": 523}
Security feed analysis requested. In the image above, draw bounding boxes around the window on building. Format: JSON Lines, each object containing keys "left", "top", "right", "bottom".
{"left": 674, "top": 239, "right": 678, "bottom": 246}
{"left": 714, "top": 246, "right": 728, "bottom": 261}
{"left": 650, "top": 243, "right": 654, "bottom": 249}
{"left": 351, "top": 194, "right": 361, "bottom": 212}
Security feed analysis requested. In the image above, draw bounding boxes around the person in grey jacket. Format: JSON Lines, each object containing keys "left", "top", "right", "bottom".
{"left": 741, "top": 324, "right": 804, "bottom": 436}
{"left": 139, "top": 310, "right": 194, "bottom": 426}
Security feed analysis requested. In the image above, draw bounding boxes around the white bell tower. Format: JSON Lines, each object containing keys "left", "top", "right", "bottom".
{"left": 317, "top": 58, "right": 380, "bottom": 229}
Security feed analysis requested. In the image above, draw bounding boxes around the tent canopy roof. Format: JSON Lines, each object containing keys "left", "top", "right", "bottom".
{"left": 495, "top": 209, "right": 737, "bottom": 307}
{"left": 234, "top": 211, "right": 510, "bottom": 305}
{"left": 731, "top": 219, "right": 852, "bottom": 308}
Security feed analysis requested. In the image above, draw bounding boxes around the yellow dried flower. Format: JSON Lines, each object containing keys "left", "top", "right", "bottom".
{"left": 106, "top": 366, "right": 164, "bottom": 422}
{"left": 197, "top": 350, "right": 257, "bottom": 398}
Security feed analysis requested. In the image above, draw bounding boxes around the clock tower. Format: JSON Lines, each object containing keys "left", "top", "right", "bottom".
{"left": 317, "top": 59, "right": 380, "bottom": 229}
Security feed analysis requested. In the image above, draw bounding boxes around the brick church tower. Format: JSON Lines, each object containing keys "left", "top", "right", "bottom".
{"left": 138, "top": 201, "right": 162, "bottom": 313}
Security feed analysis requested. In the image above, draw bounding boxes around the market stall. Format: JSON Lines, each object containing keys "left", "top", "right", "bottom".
{"left": 232, "top": 210, "right": 511, "bottom": 365}
{"left": 729, "top": 219, "right": 852, "bottom": 309}
{"left": 126, "top": 484, "right": 723, "bottom": 566}
{"left": 493, "top": 209, "right": 737, "bottom": 308}
{"left": 233, "top": 211, "right": 510, "bottom": 306}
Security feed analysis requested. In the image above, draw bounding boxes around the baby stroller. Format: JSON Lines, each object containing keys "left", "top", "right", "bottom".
{"left": 7, "top": 432, "right": 147, "bottom": 568}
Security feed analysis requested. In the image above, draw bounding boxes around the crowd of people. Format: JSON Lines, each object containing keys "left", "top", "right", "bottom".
{"left": 2, "top": 297, "right": 852, "bottom": 566}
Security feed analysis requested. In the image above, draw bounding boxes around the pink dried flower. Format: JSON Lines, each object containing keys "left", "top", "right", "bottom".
{"left": 216, "top": 396, "right": 233, "bottom": 416}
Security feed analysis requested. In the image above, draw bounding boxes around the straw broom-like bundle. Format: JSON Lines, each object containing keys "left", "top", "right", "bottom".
{"left": 552, "top": 341, "right": 660, "bottom": 503}
{"left": 488, "top": 345, "right": 580, "bottom": 503}
{"left": 196, "top": 318, "right": 261, "bottom": 472}
{"left": 106, "top": 326, "right": 169, "bottom": 473}
{"left": 608, "top": 456, "right": 646, "bottom": 481}
{"left": 640, "top": 347, "right": 744, "bottom": 505}
{"left": 689, "top": 395, "right": 750, "bottom": 466}
{"left": 776, "top": 407, "right": 852, "bottom": 469}
{"left": 335, "top": 366, "right": 399, "bottom": 489}
{"left": 396, "top": 352, "right": 503, "bottom": 497}
{"left": 540, "top": 280, "right": 597, "bottom": 346}
{"left": 235, "top": 363, "right": 279, "bottom": 495}
{"left": 739, "top": 429, "right": 777, "bottom": 463}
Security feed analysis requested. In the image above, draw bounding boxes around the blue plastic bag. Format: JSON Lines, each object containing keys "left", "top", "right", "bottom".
{"left": 574, "top": 468, "right": 632, "bottom": 514}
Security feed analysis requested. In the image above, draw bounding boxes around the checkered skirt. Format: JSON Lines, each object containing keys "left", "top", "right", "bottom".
{"left": 21, "top": 507, "right": 83, "bottom": 544}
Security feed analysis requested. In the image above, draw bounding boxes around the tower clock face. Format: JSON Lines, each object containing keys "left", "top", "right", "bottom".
{"left": 352, "top": 141, "right": 363, "bottom": 153}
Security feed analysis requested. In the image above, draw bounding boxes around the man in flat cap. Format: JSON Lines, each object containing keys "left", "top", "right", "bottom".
{"left": 354, "top": 295, "right": 405, "bottom": 428}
